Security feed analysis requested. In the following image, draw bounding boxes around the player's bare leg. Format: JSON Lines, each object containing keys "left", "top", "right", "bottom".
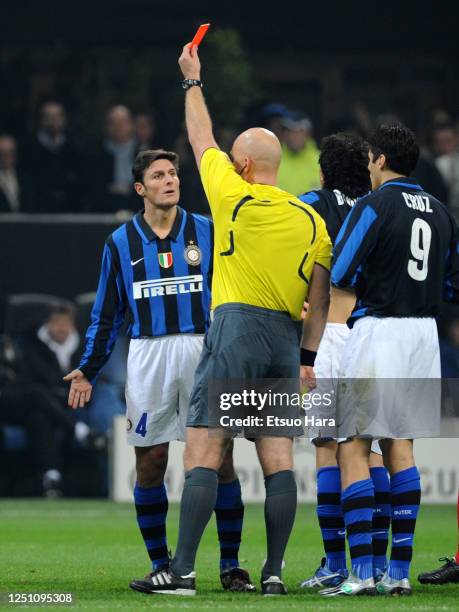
{"left": 316, "top": 440, "right": 339, "bottom": 469}
{"left": 338, "top": 438, "right": 371, "bottom": 489}
{"left": 135, "top": 443, "right": 169, "bottom": 486}
{"left": 216, "top": 440, "right": 255, "bottom": 592}
{"left": 375, "top": 439, "right": 418, "bottom": 595}
{"left": 218, "top": 440, "right": 237, "bottom": 482}
{"left": 254, "top": 437, "right": 296, "bottom": 595}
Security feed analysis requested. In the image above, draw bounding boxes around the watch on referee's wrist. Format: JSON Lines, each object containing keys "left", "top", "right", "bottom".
{"left": 300, "top": 348, "right": 317, "bottom": 367}
{"left": 182, "top": 79, "right": 203, "bottom": 91}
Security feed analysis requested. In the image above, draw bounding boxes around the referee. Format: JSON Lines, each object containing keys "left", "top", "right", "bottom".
{"left": 142, "top": 44, "right": 333, "bottom": 597}
{"left": 64, "top": 149, "right": 254, "bottom": 593}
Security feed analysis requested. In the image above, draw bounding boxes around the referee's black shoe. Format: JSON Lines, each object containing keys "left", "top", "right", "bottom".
{"left": 129, "top": 567, "right": 196, "bottom": 596}
{"left": 261, "top": 575, "right": 287, "bottom": 596}
{"left": 418, "top": 557, "right": 459, "bottom": 585}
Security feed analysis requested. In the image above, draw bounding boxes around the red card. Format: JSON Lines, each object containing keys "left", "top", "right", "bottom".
{"left": 191, "top": 23, "right": 210, "bottom": 48}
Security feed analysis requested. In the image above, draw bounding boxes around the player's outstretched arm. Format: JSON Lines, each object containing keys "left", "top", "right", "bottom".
{"left": 300, "top": 264, "right": 331, "bottom": 389}
{"left": 178, "top": 43, "right": 219, "bottom": 166}
{"left": 63, "top": 369, "right": 92, "bottom": 409}
{"left": 78, "top": 240, "right": 127, "bottom": 382}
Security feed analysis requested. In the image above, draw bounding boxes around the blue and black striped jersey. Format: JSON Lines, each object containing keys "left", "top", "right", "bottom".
{"left": 331, "top": 177, "right": 459, "bottom": 327}
{"left": 299, "top": 188, "right": 356, "bottom": 245}
{"left": 79, "top": 206, "right": 213, "bottom": 381}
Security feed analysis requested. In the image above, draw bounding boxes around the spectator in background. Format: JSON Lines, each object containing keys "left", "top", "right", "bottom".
{"left": 258, "top": 103, "right": 291, "bottom": 141}
{"left": 0, "top": 333, "right": 88, "bottom": 497}
{"left": 277, "top": 113, "right": 321, "bottom": 195}
{"left": 135, "top": 111, "right": 156, "bottom": 151}
{"left": 440, "top": 318, "right": 459, "bottom": 378}
{"left": 22, "top": 302, "right": 124, "bottom": 437}
{"left": 174, "top": 123, "right": 209, "bottom": 214}
{"left": 22, "top": 100, "right": 82, "bottom": 213}
{"left": 21, "top": 301, "right": 118, "bottom": 436}
{"left": 0, "top": 134, "right": 34, "bottom": 212}
{"left": 87, "top": 105, "right": 137, "bottom": 213}
{"left": 22, "top": 303, "right": 82, "bottom": 403}
{"left": 433, "top": 124, "right": 459, "bottom": 222}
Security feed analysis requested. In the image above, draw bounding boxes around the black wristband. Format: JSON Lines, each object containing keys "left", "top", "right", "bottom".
{"left": 300, "top": 348, "right": 317, "bottom": 366}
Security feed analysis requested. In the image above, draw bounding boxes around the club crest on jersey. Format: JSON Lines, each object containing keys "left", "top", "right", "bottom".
{"left": 158, "top": 252, "right": 173, "bottom": 268}
{"left": 184, "top": 242, "right": 202, "bottom": 266}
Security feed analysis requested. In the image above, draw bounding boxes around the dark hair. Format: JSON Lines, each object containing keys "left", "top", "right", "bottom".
{"left": 132, "top": 149, "right": 179, "bottom": 183}
{"left": 319, "top": 133, "right": 371, "bottom": 199}
{"left": 367, "top": 123, "right": 419, "bottom": 176}
{"left": 48, "top": 302, "right": 75, "bottom": 320}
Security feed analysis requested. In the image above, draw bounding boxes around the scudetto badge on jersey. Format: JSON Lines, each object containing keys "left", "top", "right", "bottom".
{"left": 158, "top": 252, "right": 173, "bottom": 268}
{"left": 184, "top": 243, "right": 202, "bottom": 266}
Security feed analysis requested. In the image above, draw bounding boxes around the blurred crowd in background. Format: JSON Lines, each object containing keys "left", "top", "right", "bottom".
{"left": 0, "top": 99, "right": 458, "bottom": 220}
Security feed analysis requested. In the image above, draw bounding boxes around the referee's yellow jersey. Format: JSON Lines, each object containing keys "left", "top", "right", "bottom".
{"left": 200, "top": 148, "right": 332, "bottom": 320}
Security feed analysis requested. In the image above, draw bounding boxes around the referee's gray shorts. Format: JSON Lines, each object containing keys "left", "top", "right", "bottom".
{"left": 187, "top": 302, "right": 302, "bottom": 428}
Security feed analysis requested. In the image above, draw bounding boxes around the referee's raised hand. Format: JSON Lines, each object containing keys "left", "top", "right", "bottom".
{"left": 178, "top": 43, "right": 201, "bottom": 79}
{"left": 63, "top": 369, "right": 92, "bottom": 409}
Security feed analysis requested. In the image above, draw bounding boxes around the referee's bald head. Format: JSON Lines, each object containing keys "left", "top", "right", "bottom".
{"left": 230, "top": 128, "right": 282, "bottom": 185}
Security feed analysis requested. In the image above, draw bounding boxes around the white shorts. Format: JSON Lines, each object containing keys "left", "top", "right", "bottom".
{"left": 309, "top": 323, "right": 381, "bottom": 454}
{"left": 125, "top": 334, "right": 204, "bottom": 447}
{"left": 337, "top": 317, "right": 441, "bottom": 439}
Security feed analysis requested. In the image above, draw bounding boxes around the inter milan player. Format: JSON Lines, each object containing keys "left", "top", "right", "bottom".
{"left": 297, "top": 134, "right": 391, "bottom": 589}
{"left": 64, "top": 149, "right": 255, "bottom": 593}
{"left": 321, "top": 124, "right": 459, "bottom": 597}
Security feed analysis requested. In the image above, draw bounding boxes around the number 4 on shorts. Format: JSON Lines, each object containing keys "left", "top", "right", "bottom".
{"left": 135, "top": 412, "right": 148, "bottom": 437}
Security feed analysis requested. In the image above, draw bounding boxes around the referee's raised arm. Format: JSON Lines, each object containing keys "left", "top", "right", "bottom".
{"left": 178, "top": 43, "right": 219, "bottom": 166}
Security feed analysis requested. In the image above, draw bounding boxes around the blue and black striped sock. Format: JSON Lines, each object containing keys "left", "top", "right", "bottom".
{"left": 134, "top": 483, "right": 169, "bottom": 571}
{"left": 388, "top": 466, "right": 421, "bottom": 581}
{"left": 317, "top": 466, "right": 347, "bottom": 572}
{"left": 342, "top": 478, "right": 375, "bottom": 580}
{"left": 370, "top": 466, "right": 391, "bottom": 577}
{"left": 215, "top": 479, "right": 244, "bottom": 571}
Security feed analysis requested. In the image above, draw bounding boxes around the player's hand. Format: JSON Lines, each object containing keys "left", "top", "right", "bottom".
{"left": 179, "top": 43, "right": 201, "bottom": 80}
{"left": 300, "top": 365, "right": 316, "bottom": 391}
{"left": 63, "top": 369, "right": 92, "bottom": 409}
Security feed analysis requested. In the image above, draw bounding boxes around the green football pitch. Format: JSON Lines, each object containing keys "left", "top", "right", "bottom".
{"left": 0, "top": 500, "right": 457, "bottom": 610}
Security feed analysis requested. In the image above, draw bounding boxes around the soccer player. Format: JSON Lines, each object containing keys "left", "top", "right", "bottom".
{"left": 63, "top": 149, "right": 255, "bottom": 593}
{"left": 297, "top": 134, "right": 391, "bottom": 589}
{"left": 418, "top": 489, "right": 459, "bottom": 584}
{"left": 141, "top": 42, "right": 332, "bottom": 597}
{"left": 320, "top": 124, "right": 459, "bottom": 597}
